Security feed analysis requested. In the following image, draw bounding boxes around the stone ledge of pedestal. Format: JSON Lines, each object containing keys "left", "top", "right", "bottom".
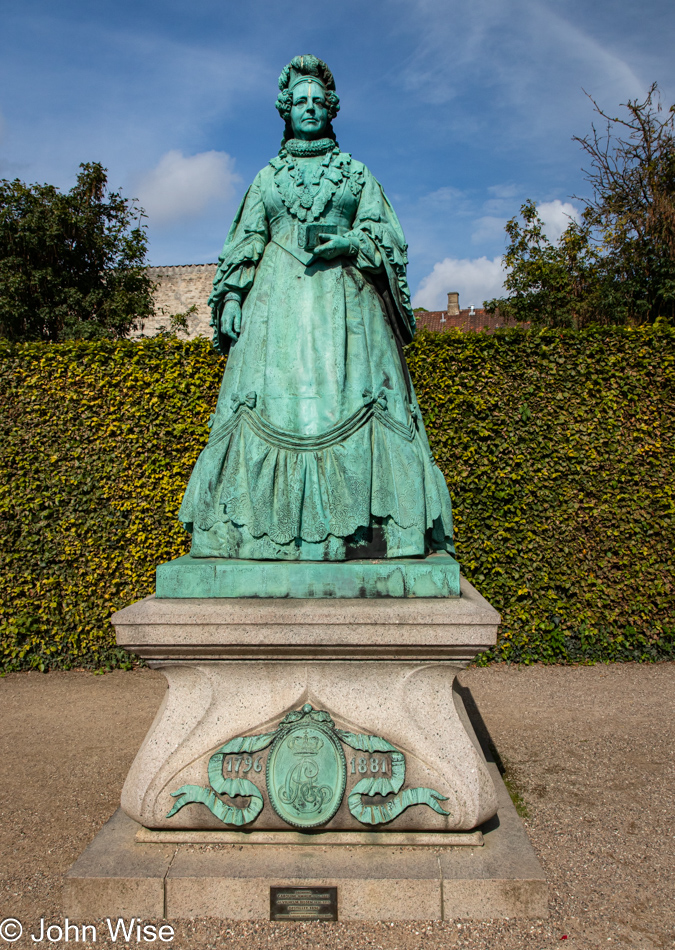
{"left": 63, "top": 759, "right": 548, "bottom": 921}
{"left": 112, "top": 575, "right": 500, "bottom": 662}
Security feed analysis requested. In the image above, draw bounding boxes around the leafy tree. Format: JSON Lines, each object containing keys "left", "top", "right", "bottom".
{"left": 576, "top": 82, "right": 675, "bottom": 324}
{"left": 484, "top": 200, "right": 624, "bottom": 329}
{"left": 486, "top": 83, "right": 675, "bottom": 327}
{"left": 0, "top": 162, "right": 155, "bottom": 341}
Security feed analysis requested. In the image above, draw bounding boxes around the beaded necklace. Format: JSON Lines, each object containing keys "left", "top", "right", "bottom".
{"left": 283, "top": 137, "right": 336, "bottom": 157}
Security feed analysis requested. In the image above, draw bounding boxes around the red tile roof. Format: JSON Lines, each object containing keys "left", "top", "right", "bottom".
{"left": 414, "top": 308, "right": 527, "bottom": 334}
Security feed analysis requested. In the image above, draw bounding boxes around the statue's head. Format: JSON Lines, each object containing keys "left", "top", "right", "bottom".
{"left": 276, "top": 55, "right": 340, "bottom": 145}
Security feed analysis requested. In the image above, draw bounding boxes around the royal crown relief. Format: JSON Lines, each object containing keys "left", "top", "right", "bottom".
{"left": 166, "top": 704, "right": 450, "bottom": 829}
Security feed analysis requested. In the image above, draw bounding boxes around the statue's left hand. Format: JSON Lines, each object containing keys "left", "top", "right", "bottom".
{"left": 220, "top": 299, "right": 242, "bottom": 341}
{"left": 310, "top": 234, "right": 355, "bottom": 262}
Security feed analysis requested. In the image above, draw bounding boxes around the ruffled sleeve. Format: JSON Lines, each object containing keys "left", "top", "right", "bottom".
{"left": 344, "top": 167, "right": 417, "bottom": 342}
{"left": 209, "top": 173, "right": 269, "bottom": 355}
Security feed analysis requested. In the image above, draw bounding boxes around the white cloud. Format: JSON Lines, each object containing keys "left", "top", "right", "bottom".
{"left": 482, "top": 184, "right": 523, "bottom": 216}
{"left": 537, "top": 200, "right": 581, "bottom": 242}
{"left": 396, "top": 0, "right": 647, "bottom": 141}
{"left": 413, "top": 256, "right": 506, "bottom": 311}
{"left": 419, "top": 185, "right": 466, "bottom": 206}
{"left": 135, "top": 149, "right": 241, "bottom": 226}
{"left": 488, "top": 184, "right": 519, "bottom": 199}
{"left": 471, "top": 215, "right": 508, "bottom": 245}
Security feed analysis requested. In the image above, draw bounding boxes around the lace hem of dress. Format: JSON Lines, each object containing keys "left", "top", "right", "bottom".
{"left": 178, "top": 411, "right": 454, "bottom": 547}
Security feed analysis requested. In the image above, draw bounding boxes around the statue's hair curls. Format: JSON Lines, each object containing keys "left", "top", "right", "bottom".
{"left": 276, "top": 55, "right": 340, "bottom": 144}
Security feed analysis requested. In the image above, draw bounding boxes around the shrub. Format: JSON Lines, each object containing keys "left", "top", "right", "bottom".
{"left": 1, "top": 328, "right": 673, "bottom": 670}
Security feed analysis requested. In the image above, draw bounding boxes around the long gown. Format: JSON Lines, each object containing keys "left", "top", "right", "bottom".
{"left": 178, "top": 140, "right": 455, "bottom": 560}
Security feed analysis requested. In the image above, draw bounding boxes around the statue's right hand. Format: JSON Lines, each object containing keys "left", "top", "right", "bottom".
{"left": 220, "top": 300, "right": 242, "bottom": 341}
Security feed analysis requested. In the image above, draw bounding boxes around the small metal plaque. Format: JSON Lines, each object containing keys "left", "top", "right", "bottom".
{"left": 270, "top": 886, "right": 338, "bottom": 921}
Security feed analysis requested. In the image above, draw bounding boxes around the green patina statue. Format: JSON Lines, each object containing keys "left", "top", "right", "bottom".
{"left": 178, "top": 55, "right": 455, "bottom": 561}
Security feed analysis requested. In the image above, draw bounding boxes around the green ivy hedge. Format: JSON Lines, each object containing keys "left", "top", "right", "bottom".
{"left": 1, "top": 328, "right": 673, "bottom": 671}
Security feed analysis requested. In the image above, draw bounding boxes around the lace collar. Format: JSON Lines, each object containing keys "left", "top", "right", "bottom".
{"left": 283, "top": 137, "right": 336, "bottom": 157}
{"left": 269, "top": 148, "right": 364, "bottom": 223}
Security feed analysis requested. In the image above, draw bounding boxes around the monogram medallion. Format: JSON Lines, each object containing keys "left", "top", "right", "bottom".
{"left": 167, "top": 703, "right": 450, "bottom": 829}
{"left": 266, "top": 707, "right": 346, "bottom": 828}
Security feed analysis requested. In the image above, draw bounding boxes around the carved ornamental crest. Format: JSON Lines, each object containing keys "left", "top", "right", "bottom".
{"left": 167, "top": 704, "right": 449, "bottom": 829}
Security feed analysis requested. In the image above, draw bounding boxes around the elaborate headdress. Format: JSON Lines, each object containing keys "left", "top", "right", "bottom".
{"left": 276, "top": 54, "right": 340, "bottom": 145}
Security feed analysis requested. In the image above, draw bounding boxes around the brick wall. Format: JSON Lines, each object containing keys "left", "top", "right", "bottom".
{"left": 145, "top": 264, "right": 218, "bottom": 338}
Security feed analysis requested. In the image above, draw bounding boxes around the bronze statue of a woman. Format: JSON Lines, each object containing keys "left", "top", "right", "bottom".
{"left": 178, "top": 55, "right": 455, "bottom": 561}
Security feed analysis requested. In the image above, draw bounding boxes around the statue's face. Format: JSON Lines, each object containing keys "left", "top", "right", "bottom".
{"left": 290, "top": 81, "right": 328, "bottom": 140}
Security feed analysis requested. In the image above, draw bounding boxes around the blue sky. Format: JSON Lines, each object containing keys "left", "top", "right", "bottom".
{"left": 2, "top": 0, "right": 674, "bottom": 309}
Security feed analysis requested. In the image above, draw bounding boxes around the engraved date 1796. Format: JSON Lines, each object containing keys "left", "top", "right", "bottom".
{"left": 225, "top": 755, "right": 264, "bottom": 773}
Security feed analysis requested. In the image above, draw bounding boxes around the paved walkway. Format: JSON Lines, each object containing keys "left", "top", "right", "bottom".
{"left": 1, "top": 663, "right": 673, "bottom": 949}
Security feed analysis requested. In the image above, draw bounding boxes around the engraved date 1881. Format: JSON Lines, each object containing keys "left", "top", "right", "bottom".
{"left": 349, "top": 755, "right": 390, "bottom": 774}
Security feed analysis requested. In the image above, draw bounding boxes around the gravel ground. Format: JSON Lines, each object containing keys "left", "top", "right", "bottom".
{"left": 0, "top": 663, "right": 673, "bottom": 950}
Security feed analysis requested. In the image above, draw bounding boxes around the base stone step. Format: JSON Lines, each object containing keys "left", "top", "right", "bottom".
{"left": 64, "top": 708, "right": 548, "bottom": 921}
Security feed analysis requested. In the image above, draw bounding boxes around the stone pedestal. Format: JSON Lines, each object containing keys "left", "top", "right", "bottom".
{"left": 112, "top": 576, "right": 499, "bottom": 833}
{"left": 63, "top": 571, "right": 549, "bottom": 919}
